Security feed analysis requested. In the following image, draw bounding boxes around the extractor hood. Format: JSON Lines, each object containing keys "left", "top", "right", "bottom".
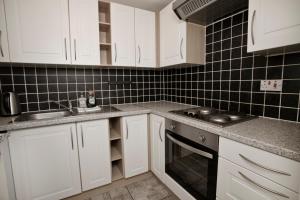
{"left": 173, "top": 0, "right": 248, "bottom": 25}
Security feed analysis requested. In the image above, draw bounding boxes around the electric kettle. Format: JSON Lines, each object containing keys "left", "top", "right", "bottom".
{"left": 0, "top": 92, "right": 22, "bottom": 116}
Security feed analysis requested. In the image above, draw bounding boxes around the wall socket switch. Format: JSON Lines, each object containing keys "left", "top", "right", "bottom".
{"left": 260, "top": 80, "right": 283, "bottom": 91}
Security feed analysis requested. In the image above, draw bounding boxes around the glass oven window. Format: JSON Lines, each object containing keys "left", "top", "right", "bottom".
{"left": 165, "top": 131, "right": 218, "bottom": 200}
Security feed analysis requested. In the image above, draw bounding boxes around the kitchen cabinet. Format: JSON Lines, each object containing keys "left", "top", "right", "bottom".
{"left": 150, "top": 114, "right": 165, "bottom": 180}
{"left": 217, "top": 158, "right": 299, "bottom": 200}
{"left": 217, "top": 137, "right": 300, "bottom": 200}
{"left": 69, "top": 0, "right": 100, "bottom": 65}
{"left": 4, "top": 0, "right": 71, "bottom": 64}
{"left": 111, "top": 3, "right": 135, "bottom": 67}
{"left": 160, "top": 1, "right": 205, "bottom": 67}
{"left": 9, "top": 124, "right": 81, "bottom": 200}
{"left": 247, "top": 0, "right": 300, "bottom": 53}
{"left": 0, "top": 0, "right": 10, "bottom": 62}
{"left": 76, "top": 120, "right": 111, "bottom": 191}
{"left": 122, "top": 114, "right": 148, "bottom": 178}
{"left": 135, "top": 8, "right": 156, "bottom": 68}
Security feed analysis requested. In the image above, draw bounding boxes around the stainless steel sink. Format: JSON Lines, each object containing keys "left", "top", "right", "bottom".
{"left": 15, "top": 110, "right": 72, "bottom": 122}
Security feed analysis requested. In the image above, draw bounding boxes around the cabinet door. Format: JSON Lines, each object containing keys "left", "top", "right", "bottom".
{"left": 69, "top": 0, "right": 100, "bottom": 65}
{"left": 77, "top": 119, "right": 111, "bottom": 191}
{"left": 248, "top": 0, "right": 300, "bottom": 52}
{"left": 122, "top": 115, "right": 148, "bottom": 178}
{"left": 150, "top": 114, "right": 165, "bottom": 180}
{"left": 217, "top": 158, "right": 299, "bottom": 200}
{"left": 135, "top": 8, "right": 156, "bottom": 68}
{"left": 0, "top": 0, "right": 10, "bottom": 62}
{"left": 111, "top": 3, "right": 135, "bottom": 67}
{"left": 4, "top": 0, "right": 71, "bottom": 64}
{"left": 9, "top": 124, "right": 81, "bottom": 200}
{"left": 160, "top": 1, "right": 186, "bottom": 67}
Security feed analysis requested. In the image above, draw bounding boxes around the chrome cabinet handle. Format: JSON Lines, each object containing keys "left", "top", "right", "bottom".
{"left": 158, "top": 122, "right": 162, "bottom": 142}
{"left": 114, "top": 43, "right": 117, "bottom": 63}
{"left": 0, "top": 30, "right": 4, "bottom": 57}
{"left": 138, "top": 45, "right": 141, "bottom": 64}
{"left": 251, "top": 10, "right": 256, "bottom": 45}
{"left": 70, "top": 127, "right": 74, "bottom": 150}
{"left": 180, "top": 37, "right": 183, "bottom": 59}
{"left": 64, "top": 38, "right": 67, "bottom": 60}
{"left": 166, "top": 133, "right": 213, "bottom": 159}
{"left": 74, "top": 39, "right": 77, "bottom": 61}
{"left": 81, "top": 125, "right": 84, "bottom": 148}
{"left": 239, "top": 172, "right": 289, "bottom": 199}
{"left": 125, "top": 120, "right": 129, "bottom": 139}
{"left": 239, "top": 154, "right": 291, "bottom": 176}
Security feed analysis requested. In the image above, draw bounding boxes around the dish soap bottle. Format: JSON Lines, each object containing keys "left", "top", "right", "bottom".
{"left": 79, "top": 93, "right": 87, "bottom": 108}
{"left": 87, "top": 90, "right": 96, "bottom": 107}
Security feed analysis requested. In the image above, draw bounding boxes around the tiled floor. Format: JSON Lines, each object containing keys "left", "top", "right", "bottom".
{"left": 65, "top": 172, "right": 180, "bottom": 200}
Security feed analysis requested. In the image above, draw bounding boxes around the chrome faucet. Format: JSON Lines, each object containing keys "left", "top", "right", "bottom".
{"left": 50, "top": 100, "right": 73, "bottom": 113}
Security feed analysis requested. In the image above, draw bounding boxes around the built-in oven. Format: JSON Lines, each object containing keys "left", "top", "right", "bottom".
{"left": 165, "top": 119, "right": 219, "bottom": 200}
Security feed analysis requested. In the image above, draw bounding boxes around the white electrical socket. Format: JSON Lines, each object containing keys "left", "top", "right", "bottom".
{"left": 260, "top": 80, "right": 283, "bottom": 91}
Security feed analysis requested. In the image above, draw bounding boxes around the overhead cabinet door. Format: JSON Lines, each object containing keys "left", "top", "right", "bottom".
{"left": 135, "top": 8, "right": 156, "bottom": 68}
{"left": 248, "top": 0, "right": 300, "bottom": 52}
{"left": 111, "top": 3, "right": 135, "bottom": 67}
{"left": 4, "top": 0, "right": 71, "bottom": 64}
{"left": 0, "top": 0, "right": 10, "bottom": 62}
{"left": 69, "top": 0, "right": 100, "bottom": 65}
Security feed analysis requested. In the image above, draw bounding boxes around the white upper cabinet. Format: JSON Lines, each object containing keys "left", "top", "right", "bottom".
{"left": 0, "top": 0, "right": 10, "bottom": 62}
{"left": 150, "top": 114, "right": 165, "bottom": 180}
{"left": 69, "top": 0, "right": 100, "bottom": 65}
{"left": 160, "top": 1, "right": 205, "bottom": 67}
{"left": 77, "top": 120, "right": 111, "bottom": 191}
{"left": 9, "top": 124, "right": 81, "bottom": 200}
{"left": 111, "top": 3, "right": 135, "bottom": 67}
{"left": 122, "top": 115, "right": 148, "bottom": 178}
{"left": 135, "top": 8, "right": 156, "bottom": 68}
{"left": 4, "top": 0, "right": 71, "bottom": 64}
{"left": 248, "top": 0, "right": 300, "bottom": 53}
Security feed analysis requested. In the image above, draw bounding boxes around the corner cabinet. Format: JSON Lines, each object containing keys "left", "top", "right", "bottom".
{"left": 0, "top": 0, "right": 10, "bottom": 62}
{"left": 111, "top": 3, "right": 135, "bottom": 67}
{"left": 150, "top": 114, "right": 165, "bottom": 180}
{"left": 160, "top": 1, "right": 205, "bottom": 67}
{"left": 247, "top": 0, "right": 300, "bottom": 53}
{"left": 122, "top": 114, "right": 148, "bottom": 178}
{"left": 9, "top": 124, "right": 81, "bottom": 200}
{"left": 76, "top": 120, "right": 111, "bottom": 191}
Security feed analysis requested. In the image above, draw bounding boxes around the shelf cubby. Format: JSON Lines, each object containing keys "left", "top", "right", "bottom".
{"left": 112, "top": 160, "right": 123, "bottom": 181}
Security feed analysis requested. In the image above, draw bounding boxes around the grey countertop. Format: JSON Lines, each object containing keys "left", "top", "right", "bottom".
{"left": 0, "top": 101, "right": 299, "bottom": 162}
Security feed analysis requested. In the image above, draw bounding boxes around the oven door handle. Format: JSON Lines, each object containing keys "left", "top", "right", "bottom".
{"left": 166, "top": 134, "right": 213, "bottom": 159}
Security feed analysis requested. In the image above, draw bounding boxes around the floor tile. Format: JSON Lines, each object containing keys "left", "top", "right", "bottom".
{"left": 109, "top": 187, "right": 133, "bottom": 200}
{"left": 127, "top": 176, "right": 170, "bottom": 200}
{"left": 162, "top": 195, "right": 180, "bottom": 200}
{"left": 89, "top": 192, "right": 111, "bottom": 200}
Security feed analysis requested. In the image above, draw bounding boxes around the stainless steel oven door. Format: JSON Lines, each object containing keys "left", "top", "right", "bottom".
{"left": 165, "top": 130, "right": 218, "bottom": 200}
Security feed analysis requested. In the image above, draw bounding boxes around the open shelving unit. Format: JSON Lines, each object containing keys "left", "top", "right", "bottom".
{"left": 109, "top": 118, "right": 124, "bottom": 181}
{"left": 99, "top": 0, "right": 112, "bottom": 65}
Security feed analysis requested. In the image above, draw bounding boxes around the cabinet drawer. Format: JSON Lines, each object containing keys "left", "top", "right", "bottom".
{"left": 217, "top": 158, "right": 299, "bottom": 200}
{"left": 219, "top": 137, "right": 300, "bottom": 193}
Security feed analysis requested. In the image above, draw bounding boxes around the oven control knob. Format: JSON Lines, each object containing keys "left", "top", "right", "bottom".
{"left": 170, "top": 124, "right": 176, "bottom": 130}
{"left": 199, "top": 135, "right": 206, "bottom": 143}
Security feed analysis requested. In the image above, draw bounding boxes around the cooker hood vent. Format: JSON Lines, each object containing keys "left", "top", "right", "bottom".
{"left": 173, "top": 0, "right": 248, "bottom": 25}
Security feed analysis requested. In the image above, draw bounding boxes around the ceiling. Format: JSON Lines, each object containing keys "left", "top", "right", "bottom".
{"left": 109, "top": 0, "right": 173, "bottom": 11}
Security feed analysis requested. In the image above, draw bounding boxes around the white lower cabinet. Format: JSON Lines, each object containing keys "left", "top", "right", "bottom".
{"left": 76, "top": 119, "right": 111, "bottom": 191}
{"left": 122, "top": 114, "right": 148, "bottom": 178}
{"left": 150, "top": 114, "right": 165, "bottom": 180}
{"left": 217, "top": 158, "right": 299, "bottom": 200}
{"left": 9, "top": 124, "right": 81, "bottom": 200}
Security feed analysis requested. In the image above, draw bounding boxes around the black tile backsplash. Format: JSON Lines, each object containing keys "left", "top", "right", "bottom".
{"left": 0, "top": 63, "right": 163, "bottom": 112}
{"left": 163, "top": 9, "right": 300, "bottom": 123}
{"left": 0, "top": 9, "right": 299, "bottom": 123}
